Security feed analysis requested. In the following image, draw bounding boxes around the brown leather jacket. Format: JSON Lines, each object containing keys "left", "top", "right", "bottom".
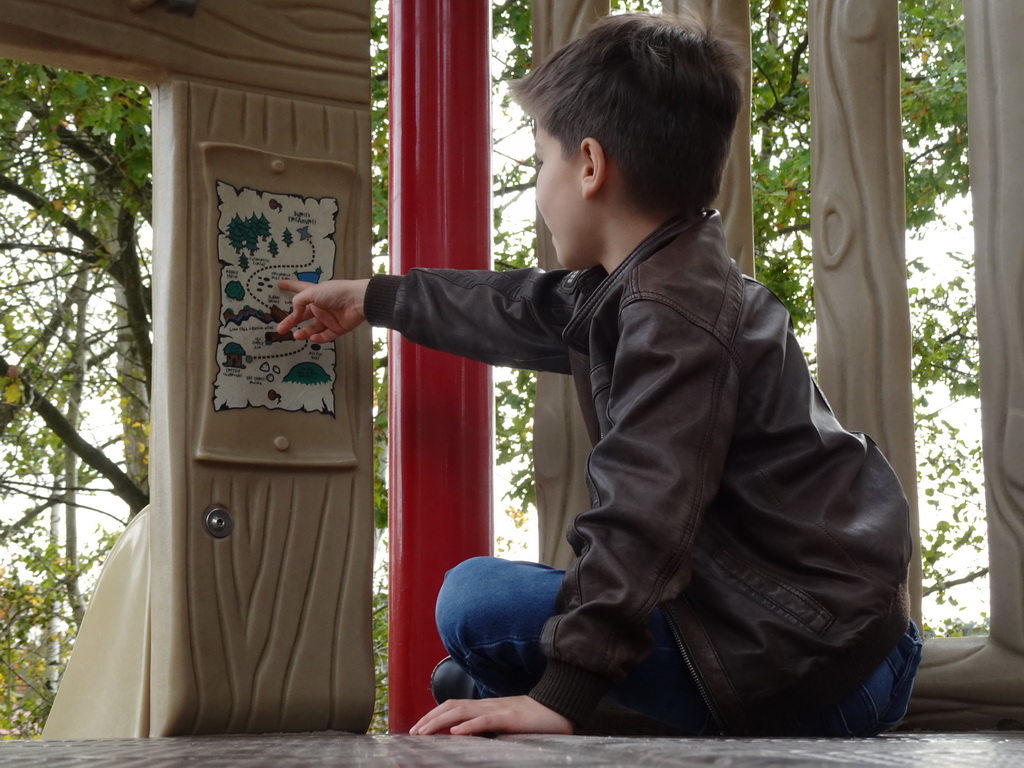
{"left": 363, "top": 211, "right": 912, "bottom": 735}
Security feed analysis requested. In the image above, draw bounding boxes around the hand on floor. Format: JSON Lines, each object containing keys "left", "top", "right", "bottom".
{"left": 409, "top": 695, "right": 573, "bottom": 736}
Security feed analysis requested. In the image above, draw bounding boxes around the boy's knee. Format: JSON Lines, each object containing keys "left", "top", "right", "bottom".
{"left": 436, "top": 557, "right": 501, "bottom": 616}
{"left": 445, "top": 555, "right": 501, "bottom": 582}
{"left": 435, "top": 557, "right": 560, "bottom": 662}
{"left": 435, "top": 557, "right": 504, "bottom": 650}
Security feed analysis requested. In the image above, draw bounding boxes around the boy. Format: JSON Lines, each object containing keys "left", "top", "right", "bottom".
{"left": 277, "top": 13, "right": 921, "bottom": 737}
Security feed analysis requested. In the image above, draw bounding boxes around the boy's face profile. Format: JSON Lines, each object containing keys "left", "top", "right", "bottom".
{"left": 534, "top": 127, "right": 601, "bottom": 272}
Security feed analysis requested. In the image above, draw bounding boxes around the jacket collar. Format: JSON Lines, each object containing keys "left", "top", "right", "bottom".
{"left": 562, "top": 210, "right": 716, "bottom": 351}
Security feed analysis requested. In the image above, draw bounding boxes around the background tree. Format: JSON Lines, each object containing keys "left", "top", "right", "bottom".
{"left": 1, "top": 63, "right": 151, "bottom": 736}
{"left": 0, "top": 0, "right": 981, "bottom": 736}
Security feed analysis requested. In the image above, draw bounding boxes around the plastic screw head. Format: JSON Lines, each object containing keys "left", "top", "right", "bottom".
{"left": 204, "top": 507, "right": 234, "bottom": 538}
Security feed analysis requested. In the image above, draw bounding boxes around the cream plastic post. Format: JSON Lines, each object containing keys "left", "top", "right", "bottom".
{"left": 0, "top": 0, "right": 374, "bottom": 737}
{"left": 531, "top": 0, "right": 609, "bottom": 570}
{"left": 906, "top": 0, "right": 1024, "bottom": 729}
{"left": 807, "top": 0, "right": 921, "bottom": 622}
{"left": 663, "top": 0, "right": 755, "bottom": 277}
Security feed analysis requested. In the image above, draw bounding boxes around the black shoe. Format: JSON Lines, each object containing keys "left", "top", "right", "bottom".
{"left": 429, "top": 657, "right": 480, "bottom": 704}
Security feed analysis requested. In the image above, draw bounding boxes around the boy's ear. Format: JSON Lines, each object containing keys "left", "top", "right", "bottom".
{"left": 578, "top": 137, "right": 608, "bottom": 201}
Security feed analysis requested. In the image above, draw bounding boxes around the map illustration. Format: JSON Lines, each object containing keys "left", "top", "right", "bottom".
{"left": 212, "top": 181, "right": 339, "bottom": 414}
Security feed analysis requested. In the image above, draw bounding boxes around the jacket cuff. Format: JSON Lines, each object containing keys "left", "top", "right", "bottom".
{"left": 529, "top": 659, "right": 612, "bottom": 727}
{"left": 363, "top": 274, "right": 403, "bottom": 328}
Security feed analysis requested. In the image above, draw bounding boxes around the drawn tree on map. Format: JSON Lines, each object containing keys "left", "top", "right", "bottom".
{"left": 255, "top": 213, "right": 271, "bottom": 240}
{"left": 242, "top": 216, "right": 259, "bottom": 254}
{"left": 227, "top": 214, "right": 247, "bottom": 253}
{"left": 282, "top": 227, "right": 293, "bottom": 247}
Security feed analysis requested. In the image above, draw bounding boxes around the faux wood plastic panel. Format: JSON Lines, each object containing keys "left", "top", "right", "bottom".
{"left": 0, "top": 0, "right": 375, "bottom": 739}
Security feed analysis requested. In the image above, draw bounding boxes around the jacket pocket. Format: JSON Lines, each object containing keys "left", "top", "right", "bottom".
{"left": 712, "top": 549, "right": 834, "bottom": 635}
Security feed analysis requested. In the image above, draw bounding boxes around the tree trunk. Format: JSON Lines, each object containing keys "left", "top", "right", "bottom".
{"left": 115, "top": 280, "right": 151, "bottom": 508}
{"left": 63, "top": 270, "right": 90, "bottom": 628}
{"left": 46, "top": 479, "right": 61, "bottom": 695}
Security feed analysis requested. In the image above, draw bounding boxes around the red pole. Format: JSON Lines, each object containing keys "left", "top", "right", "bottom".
{"left": 387, "top": 0, "right": 493, "bottom": 734}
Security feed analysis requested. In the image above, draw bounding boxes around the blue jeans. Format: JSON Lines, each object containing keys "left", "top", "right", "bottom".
{"left": 435, "top": 557, "right": 923, "bottom": 736}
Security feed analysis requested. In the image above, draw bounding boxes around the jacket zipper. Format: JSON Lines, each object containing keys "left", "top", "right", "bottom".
{"left": 664, "top": 611, "right": 727, "bottom": 735}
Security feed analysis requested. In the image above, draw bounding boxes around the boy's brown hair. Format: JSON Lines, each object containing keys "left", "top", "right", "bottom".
{"left": 511, "top": 12, "right": 743, "bottom": 217}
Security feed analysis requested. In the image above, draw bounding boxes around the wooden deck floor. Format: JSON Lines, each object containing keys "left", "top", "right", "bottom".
{"left": 1, "top": 731, "right": 1022, "bottom": 766}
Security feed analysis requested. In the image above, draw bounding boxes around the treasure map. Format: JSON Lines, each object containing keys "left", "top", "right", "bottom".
{"left": 212, "top": 181, "right": 338, "bottom": 414}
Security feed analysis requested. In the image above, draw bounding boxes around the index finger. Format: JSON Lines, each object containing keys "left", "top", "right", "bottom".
{"left": 278, "top": 279, "right": 315, "bottom": 295}
{"left": 276, "top": 280, "right": 316, "bottom": 333}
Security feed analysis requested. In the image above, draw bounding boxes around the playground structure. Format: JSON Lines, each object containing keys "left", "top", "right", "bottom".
{"left": 0, "top": 0, "right": 1021, "bottom": 738}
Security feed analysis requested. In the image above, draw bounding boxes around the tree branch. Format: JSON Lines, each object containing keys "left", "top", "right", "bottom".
{"left": 0, "top": 172, "right": 106, "bottom": 255}
{"left": 906, "top": 136, "right": 961, "bottom": 167}
{"left": 27, "top": 102, "right": 118, "bottom": 180}
{"left": 0, "top": 497, "right": 56, "bottom": 543}
{"left": 108, "top": 206, "right": 153, "bottom": 387}
{"left": 923, "top": 567, "right": 990, "bottom": 597}
{"left": 495, "top": 180, "right": 535, "bottom": 198}
{"left": 773, "top": 221, "right": 811, "bottom": 238}
{"left": 754, "top": 32, "right": 809, "bottom": 126}
{"left": 0, "top": 351, "right": 149, "bottom": 513}
{"left": 1, "top": 173, "right": 153, "bottom": 380}
{"left": 25, "top": 97, "right": 154, "bottom": 225}
{"left": 0, "top": 241, "right": 96, "bottom": 261}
